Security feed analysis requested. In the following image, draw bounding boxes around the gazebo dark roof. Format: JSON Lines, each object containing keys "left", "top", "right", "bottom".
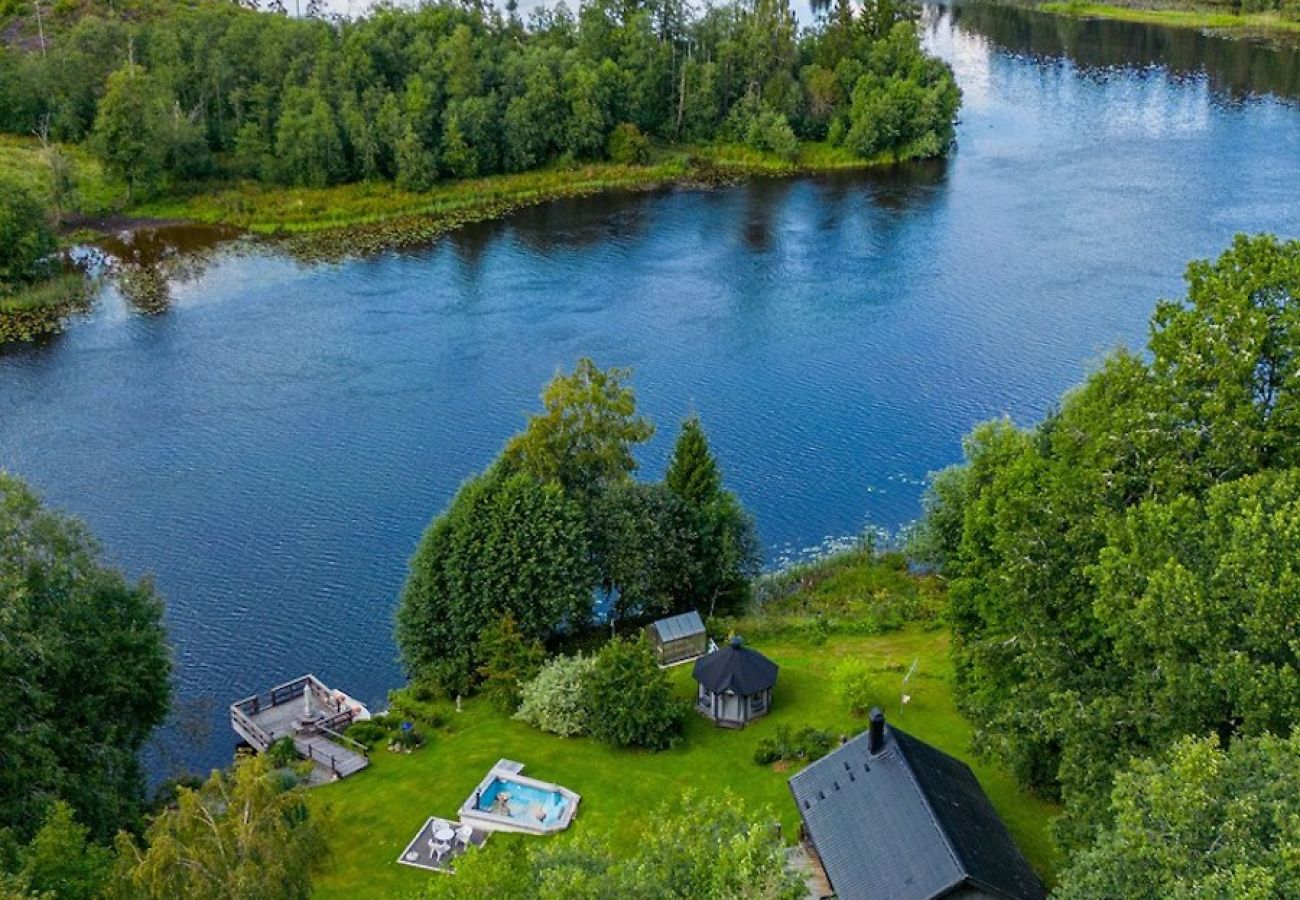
{"left": 789, "top": 713, "right": 1046, "bottom": 900}
{"left": 692, "top": 637, "right": 777, "bottom": 695}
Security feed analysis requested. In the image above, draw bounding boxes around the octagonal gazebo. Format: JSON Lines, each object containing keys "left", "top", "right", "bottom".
{"left": 692, "top": 636, "right": 778, "bottom": 728}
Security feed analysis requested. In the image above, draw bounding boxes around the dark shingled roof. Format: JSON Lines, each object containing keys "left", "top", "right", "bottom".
{"left": 691, "top": 638, "right": 778, "bottom": 695}
{"left": 649, "top": 610, "right": 705, "bottom": 643}
{"left": 788, "top": 720, "right": 1046, "bottom": 900}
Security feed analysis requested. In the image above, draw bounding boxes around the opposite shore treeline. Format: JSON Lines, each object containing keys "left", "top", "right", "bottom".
{"left": 0, "top": 0, "right": 960, "bottom": 339}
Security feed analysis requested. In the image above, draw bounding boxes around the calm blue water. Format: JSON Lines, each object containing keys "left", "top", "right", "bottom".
{"left": 0, "top": 6, "right": 1297, "bottom": 778}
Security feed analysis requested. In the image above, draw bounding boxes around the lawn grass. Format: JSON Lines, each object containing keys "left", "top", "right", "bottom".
{"left": 1039, "top": 1, "right": 1300, "bottom": 35}
{"left": 308, "top": 624, "right": 1060, "bottom": 899}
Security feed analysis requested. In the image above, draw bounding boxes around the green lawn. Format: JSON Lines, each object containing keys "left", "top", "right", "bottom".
{"left": 309, "top": 625, "right": 1060, "bottom": 899}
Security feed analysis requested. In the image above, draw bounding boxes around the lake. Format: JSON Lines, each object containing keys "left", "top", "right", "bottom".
{"left": 1, "top": 4, "right": 1298, "bottom": 778}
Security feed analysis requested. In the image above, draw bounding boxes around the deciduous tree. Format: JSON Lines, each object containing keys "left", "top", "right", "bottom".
{"left": 503, "top": 358, "right": 654, "bottom": 501}
{"left": 111, "top": 754, "right": 328, "bottom": 900}
{"left": 0, "top": 473, "right": 171, "bottom": 842}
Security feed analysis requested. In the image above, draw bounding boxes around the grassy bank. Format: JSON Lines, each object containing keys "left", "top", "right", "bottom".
{"left": 307, "top": 551, "right": 1060, "bottom": 898}
{"left": 0, "top": 135, "right": 896, "bottom": 336}
{"left": 0, "top": 273, "right": 93, "bottom": 343}
{"left": 1038, "top": 1, "right": 1300, "bottom": 36}
{"left": 132, "top": 142, "right": 885, "bottom": 259}
{"left": 0, "top": 135, "right": 127, "bottom": 221}
{"left": 1, "top": 134, "right": 888, "bottom": 242}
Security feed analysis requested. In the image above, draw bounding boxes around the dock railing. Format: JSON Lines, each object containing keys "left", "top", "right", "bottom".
{"left": 230, "top": 703, "right": 274, "bottom": 751}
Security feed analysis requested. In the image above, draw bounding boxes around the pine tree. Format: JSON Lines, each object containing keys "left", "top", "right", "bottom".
{"left": 665, "top": 416, "right": 722, "bottom": 508}
{"left": 663, "top": 416, "right": 760, "bottom": 618}
{"left": 475, "top": 613, "right": 546, "bottom": 714}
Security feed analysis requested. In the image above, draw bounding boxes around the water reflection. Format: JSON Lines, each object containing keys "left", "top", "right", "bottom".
{"left": 944, "top": 2, "right": 1300, "bottom": 101}
{"left": 96, "top": 224, "right": 244, "bottom": 314}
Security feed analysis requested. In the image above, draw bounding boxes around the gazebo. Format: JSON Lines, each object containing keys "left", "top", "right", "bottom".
{"left": 692, "top": 636, "right": 778, "bottom": 728}
{"left": 647, "top": 610, "right": 709, "bottom": 666}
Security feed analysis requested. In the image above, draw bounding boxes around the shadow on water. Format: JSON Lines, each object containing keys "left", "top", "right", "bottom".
{"left": 944, "top": 1, "right": 1300, "bottom": 101}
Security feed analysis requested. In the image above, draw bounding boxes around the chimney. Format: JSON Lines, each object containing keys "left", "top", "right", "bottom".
{"left": 868, "top": 708, "right": 885, "bottom": 754}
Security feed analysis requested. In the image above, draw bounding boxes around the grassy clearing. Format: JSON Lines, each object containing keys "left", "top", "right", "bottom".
{"left": 1039, "top": 1, "right": 1300, "bottom": 35}
{"left": 308, "top": 623, "right": 1060, "bottom": 899}
{"left": 0, "top": 135, "right": 127, "bottom": 219}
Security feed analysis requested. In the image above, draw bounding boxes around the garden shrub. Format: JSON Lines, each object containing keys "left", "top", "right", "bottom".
{"left": 515, "top": 653, "right": 596, "bottom": 737}
{"left": 343, "top": 718, "right": 393, "bottom": 750}
{"left": 387, "top": 685, "right": 451, "bottom": 729}
{"left": 389, "top": 722, "right": 425, "bottom": 751}
{"left": 833, "top": 659, "right": 883, "bottom": 718}
{"left": 583, "top": 636, "right": 686, "bottom": 751}
{"left": 754, "top": 725, "right": 835, "bottom": 766}
{"left": 266, "top": 736, "right": 299, "bottom": 769}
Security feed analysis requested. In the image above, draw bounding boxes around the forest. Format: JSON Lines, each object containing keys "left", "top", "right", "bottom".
{"left": 0, "top": 0, "right": 960, "bottom": 203}
{"left": 916, "top": 233, "right": 1300, "bottom": 894}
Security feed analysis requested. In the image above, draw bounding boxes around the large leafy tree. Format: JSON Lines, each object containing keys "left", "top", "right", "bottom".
{"left": 590, "top": 482, "right": 696, "bottom": 631}
{"left": 2, "top": 802, "right": 112, "bottom": 900}
{"left": 0, "top": 472, "right": 171, "bottom": 842}
{"left": 396, "top": 467, "right": 594, "bottom": 694}
{"left": 921, "top": 234, "right": 1300, "bottom": 846}
{"left": 90, "top": 63, "right": 172, "bottom": 201}
{"left": 1055, "top": 732, "right": 1300, "bottom": 900}
{"left": 111, "top": 754, "right": 329, "bottom": 900}
{"left": 503, "top": 358, "right": 654, "bottom": 501}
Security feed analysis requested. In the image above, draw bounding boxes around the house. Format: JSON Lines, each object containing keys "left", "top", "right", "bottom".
{"left": 788, "top": 710, "right": 1046, "bottom": 900}
{"left": 647, "top": 610, "right": 709, "bottom": 666}
{"left": 691, "top": 636, "right": 777, "bottom": 727}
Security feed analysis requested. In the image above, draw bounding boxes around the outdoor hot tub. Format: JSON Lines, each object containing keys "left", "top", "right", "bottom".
{"left": 458, "top": 759, "right": 581, "bottom": 835}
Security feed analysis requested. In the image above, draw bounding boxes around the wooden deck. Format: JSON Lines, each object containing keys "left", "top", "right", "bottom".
{"left": 231, "top": 674, "right": 370, "bottom": 780}
{"left": 786, "top": 841, "right": 835, "bottom": 899}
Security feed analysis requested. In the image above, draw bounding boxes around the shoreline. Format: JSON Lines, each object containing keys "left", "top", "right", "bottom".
{"left": 1027, "top": 0, "right": 1300, "bottom": 41}
{"left": 133, "top": 143, "right": 904, "bottom": 259}
{"left": 1, "top": 142, "right": 914, "bottom": 342}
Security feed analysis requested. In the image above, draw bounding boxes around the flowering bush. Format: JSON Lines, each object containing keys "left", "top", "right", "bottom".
{"left": 515, "top": 653, "right": 597, "bottom": 737}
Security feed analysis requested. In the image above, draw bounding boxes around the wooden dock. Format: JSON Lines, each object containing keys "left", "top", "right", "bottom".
{"left": 231, "top": 674, "right": 370, "bottom": 779}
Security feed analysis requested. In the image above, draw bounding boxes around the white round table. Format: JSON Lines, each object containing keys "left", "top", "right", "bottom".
{"left": 434, "top": 827, "right": 455, "bottom": 843}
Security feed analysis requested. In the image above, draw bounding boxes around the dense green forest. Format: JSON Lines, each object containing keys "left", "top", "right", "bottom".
{"left": 0, "top": 0, "right": 960, "bottom": 202}
{"left": 916, "top": 234, "right": 1300, "bottom": 870}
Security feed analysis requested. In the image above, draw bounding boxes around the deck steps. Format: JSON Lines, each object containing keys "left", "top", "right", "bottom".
{"left": 295, "top": 734, "right": 369, "bottom": 778}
